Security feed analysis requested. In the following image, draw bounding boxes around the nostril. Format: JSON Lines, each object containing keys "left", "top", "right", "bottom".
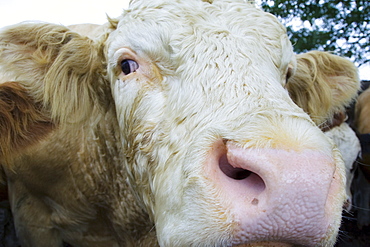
{"left": 219, "top": 154, "right": 252, "bottom": 180}
{"left": 218, "top": 151, "right": 266, "bottom": 195}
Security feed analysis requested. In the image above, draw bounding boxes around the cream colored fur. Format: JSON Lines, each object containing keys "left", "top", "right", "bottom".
{"left": 325, "top": 122, "right": 360, "bottom": 210}
{"left": 0, "top": 0, "right": 354, "bottom": 246}
{"left": 287, "top": 51, "right": 360, "bottom": 128}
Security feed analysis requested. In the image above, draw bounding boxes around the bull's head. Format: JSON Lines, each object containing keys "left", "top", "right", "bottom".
{"left": 0, "top": 0, "right": 360, "bottom": 246}
{"left": 104, "top": 0, "right": 358, "bottom": 245}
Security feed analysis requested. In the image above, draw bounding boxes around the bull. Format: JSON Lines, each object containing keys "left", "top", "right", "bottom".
{"left": 0, "top": 0, "right": 360, "bottom": 246}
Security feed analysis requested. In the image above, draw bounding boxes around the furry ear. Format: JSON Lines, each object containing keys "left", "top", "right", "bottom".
{"left": 354, "top": 87, "right": 370, "bottom": 134}
{"left": 286, "top": 51, "right": 360, "bottom": 127}
{"left": 0, "top": 22, "right": 109, "bottom": 124}
{"left": 0, "top": 82, "right": 53, "bottom": 162}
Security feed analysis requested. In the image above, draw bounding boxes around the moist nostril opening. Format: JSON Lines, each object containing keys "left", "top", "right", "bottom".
{"left": 219, "top": 154, "right": 252, "bottom": 180}
{"left": 216, "top": 147, "right": 266, "bottom": 196}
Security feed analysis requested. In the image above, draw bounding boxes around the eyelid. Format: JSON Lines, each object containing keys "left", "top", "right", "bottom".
{"left": 113, "top": 48, "right": 137, "bottom": 66}
{"left": 112, "top": 48, "right": 138, "bottom": 76}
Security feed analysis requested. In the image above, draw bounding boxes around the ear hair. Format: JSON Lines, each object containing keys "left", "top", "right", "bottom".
{"left": 286, "top": 51, "right": 360, "bottom": 126}
{"left": 0, "top": 22, "right": 110, "bottom": 125}
{"left": 0, "top": 23, "right": 75, "bottom": 96}
{"left": 43, "top": 29, "right": 109, "bottom": 123}
{"left": 0, "top": 82, "right": 53, "bottom": 162}
{"left": 107, "top": 16, "right": 119, "bottom": 30}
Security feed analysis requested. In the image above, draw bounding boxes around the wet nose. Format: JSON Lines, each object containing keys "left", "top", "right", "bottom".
{"left": 205, "top": 140, "right": 344, "bottom": 245}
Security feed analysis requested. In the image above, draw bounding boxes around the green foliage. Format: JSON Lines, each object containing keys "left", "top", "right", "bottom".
{"left": 261, "top": 0, "right": 370, "bottom": 66}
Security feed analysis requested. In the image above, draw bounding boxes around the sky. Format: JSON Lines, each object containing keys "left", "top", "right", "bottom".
{"left": 0, "top": 0, "right": 369, "bottom": 80}
{"left": 0, "top": 0, "right": 130, "bottom": 26}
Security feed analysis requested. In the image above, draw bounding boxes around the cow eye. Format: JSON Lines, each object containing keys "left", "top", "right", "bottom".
{"left": 120, "top": 59, "right": 139, "bottom": 75}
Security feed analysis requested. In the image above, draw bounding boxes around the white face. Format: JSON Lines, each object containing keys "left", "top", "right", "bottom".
{"left": 107, "top": 0, "right": 346, "bottom": 246}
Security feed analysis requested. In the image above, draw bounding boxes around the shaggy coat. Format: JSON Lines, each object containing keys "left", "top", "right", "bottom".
{"left": 0, "top": 0, "right": 360, "bottom": 246}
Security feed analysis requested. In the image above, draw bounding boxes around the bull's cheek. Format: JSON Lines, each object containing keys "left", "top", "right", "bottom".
{"left": 114, "top": 87, "right": 169, "bottom": 217}
{"left": 154, "top": 176, "right": 236, "bottom": 247}
{"left": 151, "top": 146, "right": 235, "bottom": 246}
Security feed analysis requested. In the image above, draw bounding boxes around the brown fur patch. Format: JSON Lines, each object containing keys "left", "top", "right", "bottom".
{"left": 0, "top": 22, "right": 110, "bottom": 125}
{"left": 0, "top": 82, "right": 53, "bottom": 162}
{"left": 354, "top": 87, "right": 370, "bottom": 134}
{"left": 321, "top": 111, "right": 347, "bottom": 132}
